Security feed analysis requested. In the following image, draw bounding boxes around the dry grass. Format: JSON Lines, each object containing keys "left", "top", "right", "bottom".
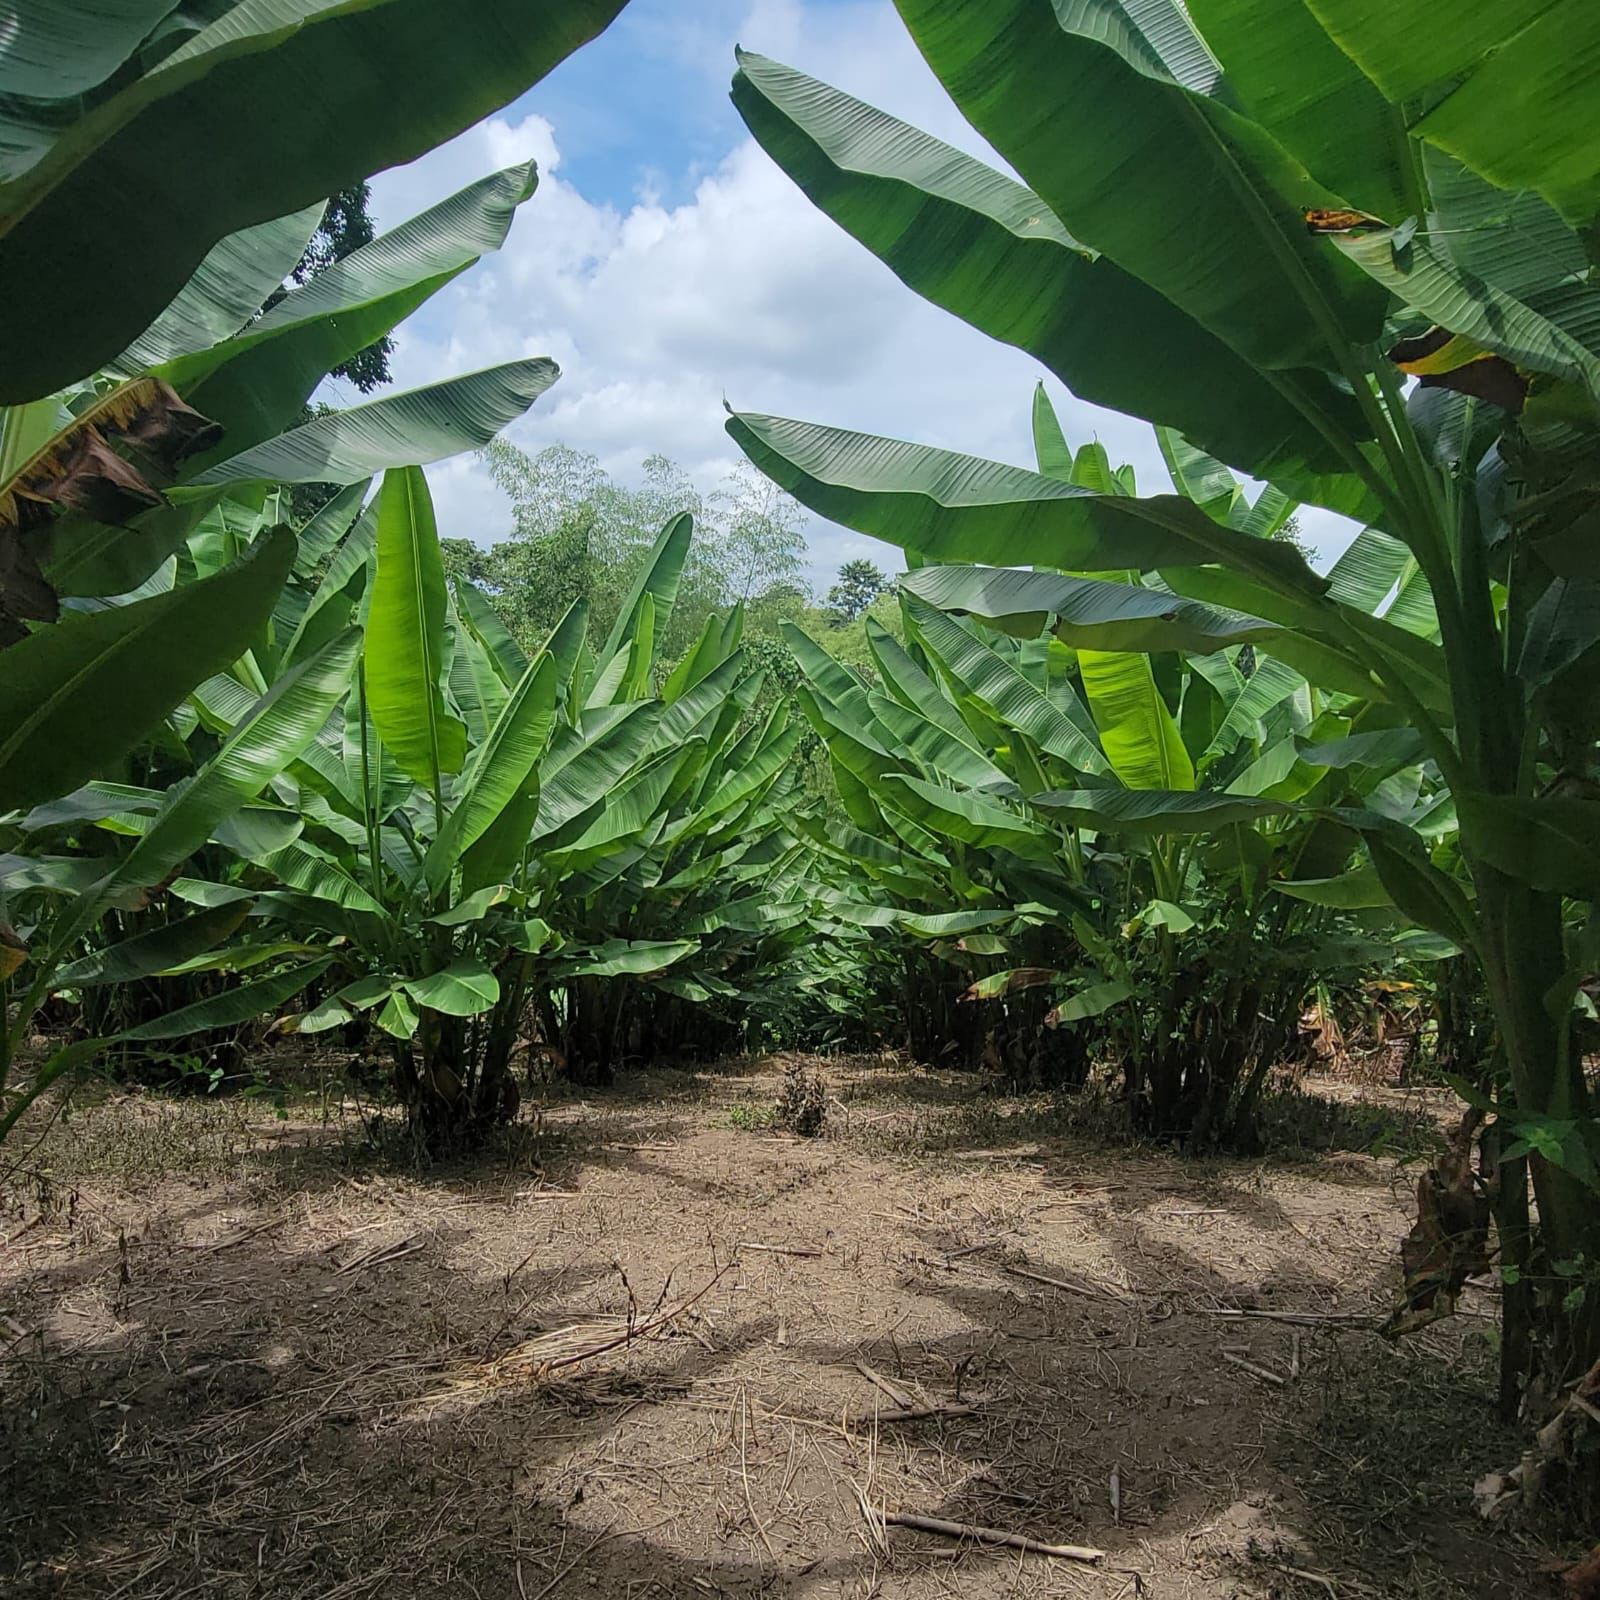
{"left": 0, "top": 1055, "right": 1571, "bottom": 1599}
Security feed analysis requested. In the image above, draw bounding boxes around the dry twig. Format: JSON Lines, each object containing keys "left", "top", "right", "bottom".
{"left": 875, "top": 1509, "right": 1103, "bottom": 1564}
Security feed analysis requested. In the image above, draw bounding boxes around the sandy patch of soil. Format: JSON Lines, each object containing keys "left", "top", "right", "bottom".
{"left": 0, "top": 1056, "right": 1553, "bottom": 1598}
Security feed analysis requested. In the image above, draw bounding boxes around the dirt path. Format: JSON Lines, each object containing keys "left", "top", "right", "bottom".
{"left": 0, "top": 1057, "right": 1548, "bottom": 1597}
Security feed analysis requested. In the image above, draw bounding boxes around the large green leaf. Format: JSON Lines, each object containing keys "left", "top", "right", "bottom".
{"left": 728, "top": 413, "right": 1326, "bottom": 593}
{"left": 1273, "top": 865, "right": 1393, "bottom": 908}
{"left": 1157, "top": 428, "right": 1242, "bottom": 523}
{"left": 119, "top": 958, "right": 334, "bottom": 1040}
{"left": 404, "top": 959, "right": 500, "bottom": 1018}
{"left": 600, "top": 512, "right": 693, "bottom": 663}
{"left": 39, "top": 497, "right": 216, "bottom": 601}
{"left": 254, "top": 840, "right": 384, "bottom": 916}
{"left": 1331, "top": 231, "right": 1600, "bottom": 401}
{"left": 1364, "top": 827, "right": 1479, "bottom": 949}
{"left": 1032, "top": 786, "right": 1288, "bottom": 833}
{"left": 904, "top": 565, "right": 1276, "bottom": 653}
{"left": 107, "top": 628, "right": 363, "bottom": 897}
{"left": 529, "top": 703, "right": 663, "bottom": 845}
{"left": 292, "top": 479, "right": 370, "bottom": 576}
{"left": 1458, "top": 793, "right": 1600, "bottom": 899}
{"left": 731, "top": 51, "right": 1372, "bottom": 503}
{"left": 284, "top": 501, "right": 377, "bottom": 668}
{"left": 859, "top": 690, "right": 1004, "bottom": 793}
{"left": 866, "top": 615, "right": 992, "bottom": 758}
{"left": 456, "top": 578, "right": 531, "bottom": 688}
{"left": 426, "top": 651, "right": 558, "bottom": 895}
{"left": 165, "top": 164, "right": 540, "bottom": 466}
{"left": 187, "top": 360, "right": 560, "bottom": 488}
{"left": 53, "top": 902, "right": 251, "bottom": 988}
{"left": 557, "top": 940, "right": 698, "bottom": 980}
{"left": 1306, "top": 0, "right": 1600, "bottom": 226}
{"left": 1050, "top": 978, "right": 1135, "bottom": 1024}
{"left": 448, "top": 612, "right": 511, "bottom": 744}
{"left": 0, "top": 2, "right": 181, "bottom": 101}
{"left": 1185, "top": 0, "right": 1414, "bottom": 220}
{"left": 899, "top": 593, "right": 1110, "bottom": 773}
{"left": 1420, "top": 147, "right": 1587, "bottom": 303}
{"left": 1206, "top": 656, "right": 1306, "bottom": 761}
{"left": 1031, "top": 383, "right": 1074, "bottom": 482}
{"left": 1325, "top": 526, "right": 1410, "bottom": 612}
{"left": 0, "top": 0, "right": 630, "bottom": 401}
{"left": 0, "top": 525, "right": 295, "bottom": 812}
{"left": 1077, "top": 648, "right": 1194, "bottom": 791}
{"left": 893, "top": 0, "right": 1388, "bottom": 372}
{"left": 365, "top": 466, "right": 467, "bottom": 787}
{"left": 111, "top": 203, "right": 325, "bottom": 376}
{"left": 886, "top": 775, "right": 1054, "bottom": 858}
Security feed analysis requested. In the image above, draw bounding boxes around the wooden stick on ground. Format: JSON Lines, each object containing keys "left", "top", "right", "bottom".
{"left": 855, "top": 1361, "right": 915, "bottom": 1409}
{"left": 1201, "top": 1308, "right": 1372, "bottom": 1326}
{"left": 1220, "top": 1351, "right": 1287, "bottom": 1386}
{"left": 880, "top": 1511, "right": 1103, "bottom": 1564}
{"left": 858, "top": 1403, "right": 978, "bottom": 1424}
{"left": 738, "top": 1242, "right": 823, "bottom": 1258}
{"left": 1004, "top": 1263, "right": 1126, "bottom": 1303}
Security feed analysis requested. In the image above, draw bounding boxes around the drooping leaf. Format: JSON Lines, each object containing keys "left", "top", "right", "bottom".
{"left": 111, "top": 203, "right": 325, "bottom": 375}
{"left": 1273, "top": 865, "right": 1393, "bottom": 908}
{"left": 1032, "top": 787, "right": 1289, "bottom": 834}
{"left": 0, "top": 0, "right": 630, "bottom": 401}
{"left": 556, "top": 939, "right": 698, "bottom": 980}
{"left": 119, "top": 958, "right": 333, "bottom": 1040}
{"left": 728, "top": 413, "right": 1327, "bottom": 593}
{"left": 900, "top": 593, "right": 1110, "bottom": 773}
{"left": 960, "top": 967, "right": 1060, "bottom": 1002}
{"left": 1457, "top": 793, "right": 1600, "bottom": 901}
{"left": 1333, "top": 231, "right": 1600, "bottom": 402}
{"left": 0, "top": 526, "right": 295, "bottom": 812}
{"left": 730, "top": 52, "right": 1374, "bottom": 506}
{"left": 1047, "top": 979, "right": 1135, "bottom": 1025}
{"left": 53, "top": 902, "right": 251, "bottom": 988}
{"left": 905, "top": 564, "right": 1276, "bottom": 654}
{"left": 1185, "top": 0, "right": 1415, "bottom": 220}
{"left": 166, "top": 164, "right": 540, "bottom": 466}
{"left": 893, "top": 0, "right": 1388, "bottom": 371}
{"left": 1306, "top": 0, "right": 1600, "bottom": 227}
{"left": 186, "top": 361, "right": 560, "bottom": 490}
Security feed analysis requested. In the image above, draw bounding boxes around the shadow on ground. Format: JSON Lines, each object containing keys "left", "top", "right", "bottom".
{"left": 0, "top": 1054, "right": 1551, "bottom": 1599}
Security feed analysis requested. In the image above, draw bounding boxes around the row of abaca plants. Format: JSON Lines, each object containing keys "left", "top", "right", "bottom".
{"left": 7, "top": 464, "right": 822, "bottom": 1145}
{"left": 723, "top": 1, "right": 1600, "bottom": 1447}
{"left": 0, "top": 0, "right": 648, "bottom": 1141}
{"left": 791, "top": 390, "right": 1450, "bottom": 1142}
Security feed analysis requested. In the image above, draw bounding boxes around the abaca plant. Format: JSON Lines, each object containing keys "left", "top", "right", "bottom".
{"left": 726, "top": 3, "right": 1600, "bottom": 1426}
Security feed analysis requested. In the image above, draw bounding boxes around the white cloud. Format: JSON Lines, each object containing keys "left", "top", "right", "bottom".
{"left": 360, "top": 0, "right": 1355, "bottom": 590}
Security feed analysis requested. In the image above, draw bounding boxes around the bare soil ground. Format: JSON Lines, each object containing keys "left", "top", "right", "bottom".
{"left": 0, "top": 1055, "right": 1565, "bottom": 1599}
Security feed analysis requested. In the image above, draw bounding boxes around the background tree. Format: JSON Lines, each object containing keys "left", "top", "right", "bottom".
{"left": 270, "top": 182, "right": 394, "bottom": 391}
{"left": 279, "top": 183, "right": 397, "bottom": 520}
{"left": 826, "top": 558, "right": 890, "bottom": 626}
{"left": 711, "top": 459, "right": 808, "bottom": 602}
{"left": 475, "top": 441, "right": 809, "bottom": 662}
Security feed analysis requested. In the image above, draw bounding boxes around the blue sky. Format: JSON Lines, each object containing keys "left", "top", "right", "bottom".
{"left": 360, "top": 0, "right": 1355, "bottom": 591}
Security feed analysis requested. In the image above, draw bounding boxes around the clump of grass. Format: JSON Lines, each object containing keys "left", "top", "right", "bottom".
{"left": 775, "top": 1058, "right": 828, "bottom": 1137}
{"left": 17, "top": 1092, "right": 260, "bottom": 1185}
{"left": 725, "top": 1103, "right": 775, "bottom": 1132}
